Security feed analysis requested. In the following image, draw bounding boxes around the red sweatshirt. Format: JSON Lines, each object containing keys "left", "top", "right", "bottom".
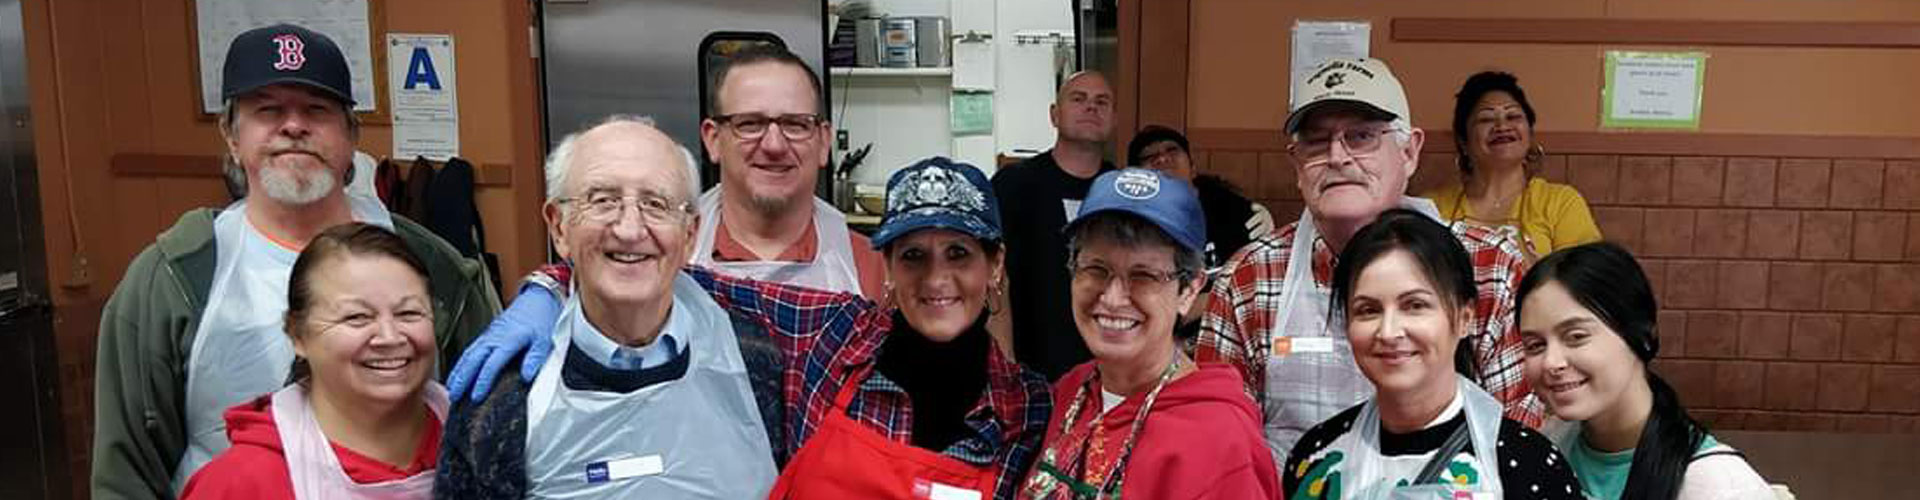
{"left": 180, "top": 394, "right": 442, "bottom": 499}
{"left": 1034, "top": 362, "right": 1282, "bottom": 500}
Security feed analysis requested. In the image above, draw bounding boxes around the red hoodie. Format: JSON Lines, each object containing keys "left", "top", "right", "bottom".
{"left": 1029, "top": 362, "right": 1281, "bottom": 499}
{"left": 180, "top": 394, "right": 442, "bottom": 499}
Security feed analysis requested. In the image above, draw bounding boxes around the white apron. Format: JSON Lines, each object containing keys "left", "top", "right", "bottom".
{"left": 269, "top": 383, "right": 450, "bottom": 499}
{"left": 173, "top": 195, "right": 395, "bottom": 492}
{"left": 523, "top": 273, "right": 777, "bottom": 499}
{"left": 1263, "top": 198, "right": 1443, "bottom": 457}
{"left": 689, "top": 189, "right": 863, "bottom": 296}
{"left": 1327, "top": 375, "right": 1506, "bottom": 500}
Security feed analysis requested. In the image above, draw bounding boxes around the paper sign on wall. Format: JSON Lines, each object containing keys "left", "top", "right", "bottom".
{"left": 1289, "top": 20, "right": 1370, "bottom": 106}
{"left": 388, "top": 34, "right": 459, "bottom": 161}
{"left": 951, "top": 91, "right": 994, "bottom": 136}
{"left": 197, "top": 0, "right": 376, "bottom": 113}
{"left": 1602, "top": 51, "right": 1707, "bottom": 130}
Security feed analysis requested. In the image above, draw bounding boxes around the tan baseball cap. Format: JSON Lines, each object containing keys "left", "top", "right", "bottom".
{"left": 1285, "top": 58, "right": 1410, "bottom": 134}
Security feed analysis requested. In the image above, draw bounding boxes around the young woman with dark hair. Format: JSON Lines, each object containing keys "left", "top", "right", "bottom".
{"left": 1285, "top": 209, "right": 1580, "bottom": 499}
{"left": 1517, "top": 242, "right": 1774, "bottom": 500}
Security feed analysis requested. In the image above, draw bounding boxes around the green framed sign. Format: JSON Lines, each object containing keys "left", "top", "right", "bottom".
{"left": 1602, "top": 51, "right": 1708, "bottom": 130}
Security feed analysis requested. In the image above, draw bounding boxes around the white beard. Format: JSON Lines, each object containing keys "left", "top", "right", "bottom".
{"left": 258, "top": 163, "right": 338, "bottom": 205}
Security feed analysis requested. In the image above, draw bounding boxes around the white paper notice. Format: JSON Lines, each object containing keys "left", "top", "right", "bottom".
{"left": 1604, "top": 51, "right": 1706, "bottom": 129}
{"left": 196, "top": 0, "right": 376, "bottom": 113}
{"left": 952, "top": 40, "right": 996, "bottom": 91}
{"left": 388, "top": 34, "right": 459, "bottom": 161}
{"left": 1289, "top": 21, "right": 1371, "bottom": 106}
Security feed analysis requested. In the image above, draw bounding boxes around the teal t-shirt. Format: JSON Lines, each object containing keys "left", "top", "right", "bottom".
{"left": 1564, "top": 429, "right": 1721, "bottom": 499}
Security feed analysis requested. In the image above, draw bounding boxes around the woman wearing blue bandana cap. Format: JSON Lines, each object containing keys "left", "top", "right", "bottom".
{"left": 735, "top": 157, "right": 1054, "bottom": 500}
{"left": 1021, "top": 168, "right": 1280, "bottom": 499}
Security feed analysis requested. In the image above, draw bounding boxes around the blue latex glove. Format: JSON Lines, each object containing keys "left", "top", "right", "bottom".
{"left": 446, "top": 282, "right": 563, "bottom": 402}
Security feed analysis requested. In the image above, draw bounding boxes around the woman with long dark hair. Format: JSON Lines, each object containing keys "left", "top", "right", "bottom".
{"left": 1516, "top": 242, "right": 1773, "bottom": 499}
{"left": 1284, "top": 209, "right": 1579, "bottom": 499}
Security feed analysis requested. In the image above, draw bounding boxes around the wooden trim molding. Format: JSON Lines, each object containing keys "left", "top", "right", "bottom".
{"left": 1392, "top": 18, "right": 1920, "bottom": 48}
{"left": 1187, "top": 128, "right": 1920, "bottom": 160}
{"left": 109, "top": 153, "right": 515, "bottom": 186}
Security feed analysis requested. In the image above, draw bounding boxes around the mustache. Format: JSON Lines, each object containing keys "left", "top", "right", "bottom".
{"left": 1317, "top": 171, "right": 1369, "bottom": 191}
{"left": 267, "top": 141, "right": 321, "bottom": 157}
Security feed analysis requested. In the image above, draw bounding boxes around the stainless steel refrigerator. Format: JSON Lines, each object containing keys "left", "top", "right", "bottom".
{"left": 538, "top": 0, "right": 826, "bottom": 194}
{"left": 0, "top": 0, "right": 70, "bottom": 497}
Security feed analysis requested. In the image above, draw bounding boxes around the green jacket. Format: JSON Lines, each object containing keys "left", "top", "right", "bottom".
{"left": 90, "top": 208, "right": 501, "bottom": 499}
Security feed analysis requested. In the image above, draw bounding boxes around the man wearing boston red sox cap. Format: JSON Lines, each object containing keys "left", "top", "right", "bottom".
{"left": 92, "top": 23, "right": 498, "bottom": 499}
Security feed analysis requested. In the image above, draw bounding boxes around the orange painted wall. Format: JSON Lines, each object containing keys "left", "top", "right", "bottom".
{"left": 1187, "top": 0, "right": 1920, "bottom": 136}
{"left": 23, "top": 1, "right": 545, "bottom": 496}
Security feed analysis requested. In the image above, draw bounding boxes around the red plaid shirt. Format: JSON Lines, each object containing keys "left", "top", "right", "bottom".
{"left": 1194, "top": 221, "right": 1545, "bottom": 428}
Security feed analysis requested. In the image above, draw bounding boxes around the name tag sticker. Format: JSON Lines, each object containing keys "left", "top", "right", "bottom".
{"left": 1293, "top": 337, "right": 1335, "bottom": 353}
{"left": 1271, "top": 336, "right": 1334, "bottom": 358}
{"left": 915, "top": 479, "right": 983, "bottom": 500}
{"left": 585, "top": 455, "right": 664, "bottom": 483}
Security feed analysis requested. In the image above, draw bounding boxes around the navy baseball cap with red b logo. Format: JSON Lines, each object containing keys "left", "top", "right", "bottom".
{"left": 222, "top": 23, "right": 354, "bottom": 106}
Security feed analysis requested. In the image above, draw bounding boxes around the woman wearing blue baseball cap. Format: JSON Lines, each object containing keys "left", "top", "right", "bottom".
{"left": 1021, "top": 168, "right": 1280, "bottom": 499}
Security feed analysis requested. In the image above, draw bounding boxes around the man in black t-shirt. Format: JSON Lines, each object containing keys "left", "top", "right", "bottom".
{"left": 991, "top": 71, "right": 1117, "bottom": 380}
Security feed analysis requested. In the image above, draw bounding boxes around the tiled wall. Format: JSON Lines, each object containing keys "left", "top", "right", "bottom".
{"left": 1192, "top": 148, "right": 1920, "bottom": 434}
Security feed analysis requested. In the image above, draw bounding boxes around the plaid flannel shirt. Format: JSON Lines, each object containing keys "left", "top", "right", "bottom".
{"left": 685, "top": 267, "right": 1053, "bottom": 500}
{"left": 1194, "top": 221, "right": 1545, "bottom": 431}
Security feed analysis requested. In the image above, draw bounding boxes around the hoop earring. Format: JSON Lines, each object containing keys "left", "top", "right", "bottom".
{"left": 1526, "top": 141, "right": 1547, "bottom": 167}
{"left": 987, "top": 284, "right": 1005, "bottom": 316}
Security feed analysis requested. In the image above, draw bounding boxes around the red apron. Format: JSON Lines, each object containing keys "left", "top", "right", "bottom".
{"left": 769, "top": 372, "right": 998, "bottom": 500}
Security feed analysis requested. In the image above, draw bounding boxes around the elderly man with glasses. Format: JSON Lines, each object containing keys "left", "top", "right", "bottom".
{"left": 1193, "top": 58, "right": 1543, "bottom": 467}
{"left": 434, "top": 117, "right": 782, "bottom": 498}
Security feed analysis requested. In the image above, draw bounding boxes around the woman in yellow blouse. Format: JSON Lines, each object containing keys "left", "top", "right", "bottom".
{"left": 1424, "top": 71, "right": 1600, "bottom": 262}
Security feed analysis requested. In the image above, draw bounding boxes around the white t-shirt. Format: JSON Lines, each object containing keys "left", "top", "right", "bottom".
{"left": 1677, "top": 444, "right": 1776, "bottom": 500}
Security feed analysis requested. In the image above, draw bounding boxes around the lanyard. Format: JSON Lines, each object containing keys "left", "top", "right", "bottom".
{"left": 1024, "top": 356, "right": 1182, "bottom": 499}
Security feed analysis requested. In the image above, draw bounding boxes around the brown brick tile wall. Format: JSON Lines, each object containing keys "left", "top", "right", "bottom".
{"left": 1197, "top": 149, "right": 1920, "bottom": 434}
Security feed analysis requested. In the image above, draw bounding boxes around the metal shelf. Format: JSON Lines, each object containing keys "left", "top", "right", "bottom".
{"left": 829, "top": 67, "right": 954, "bottom": 77}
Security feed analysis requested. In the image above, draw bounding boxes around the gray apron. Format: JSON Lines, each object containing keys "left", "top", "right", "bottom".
{"left": 1322, "top": 376, "right": 1505, "bottom": 499}
{"left": 689, "top": 188, "right": 864, "bottom": 297}
{"left": 523, "top": 273, "right": 777, "bottom": 498}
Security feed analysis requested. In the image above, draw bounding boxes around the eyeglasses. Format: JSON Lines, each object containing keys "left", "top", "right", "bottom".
{"left": 555, "top": 191, "right": 694, "bottom": 226}
{"left": 1287, "top": 125, "right": 1405, "bottom": 163}
{"left": 711, "top": 113, "right": 825, "bottom": 141}
{"left": 1069, "top": 262, "right": 1187, "bottom": 295}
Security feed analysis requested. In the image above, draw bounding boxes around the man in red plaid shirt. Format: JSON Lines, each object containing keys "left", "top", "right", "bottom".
{"left": 1193, "top": 58, "right": 1543, "bottom": 466}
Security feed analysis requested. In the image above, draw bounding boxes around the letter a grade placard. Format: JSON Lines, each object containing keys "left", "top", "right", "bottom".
{"left": 388, "top": 33, "right": 459, "bottom": 160}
